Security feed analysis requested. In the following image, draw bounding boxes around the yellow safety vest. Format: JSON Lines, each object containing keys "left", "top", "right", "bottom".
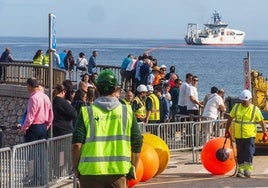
{"left": 43, "top": 55, "right": 49, "bottom": 66}
{"left": 122, "top": 98, "right": 131, "bottom": 105}
{"left": 78, "top": 104, "right": 132, "bottom": 175}
{"left": 33, "top": 55, "right": 43, "bottom": 66}
{"left": 148, "top": 94, "right": 160, "bottom": 121}
{"left": 232, "top": 103, "right": 263, "bottom": 139}
{"left": 133, "top": 96, "right": 146, "bottom": 119}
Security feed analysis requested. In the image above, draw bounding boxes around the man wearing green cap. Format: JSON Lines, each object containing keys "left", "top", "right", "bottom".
{"left": 72, "top": 69, "right": 143, "bottom": 188}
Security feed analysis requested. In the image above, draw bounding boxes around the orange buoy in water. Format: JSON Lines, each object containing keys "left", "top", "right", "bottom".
{"left": 142, "top": 133, "right": 170, "bottom": 176}
{"left": 128, "top": 159, "right": 144, "bottom": 188}
{"left": 201, "top": 137, "right": 236, "bottom": 175}
{"left": 140, "top": 143, "right": 159, "bottom": 182}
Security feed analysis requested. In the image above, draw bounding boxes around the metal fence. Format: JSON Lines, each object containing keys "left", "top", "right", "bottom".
{"left": 0, "top": 134, "right": 73, "bottom": 188}
{"left": 11, "top": 139, "right": 48, "bottom": 187}
{"left": 0, "top": 61, "right": 122, "bottom": 88}
{"left": 139, "top": 118, "right": 228, "bottom": 163}
{"left": 0, "top": 147, "right": 11, "bottom": 188}
{"left": 0, "top": 119, "right": 228, "bottom": 187}
{"left": 47, "top": 134, "right": 73, "bottom": 186}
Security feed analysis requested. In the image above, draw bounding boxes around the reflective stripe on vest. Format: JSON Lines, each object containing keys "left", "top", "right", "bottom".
{"left": 78, "top": 104, "right": 132, "bottom": 175}
{"left": 133, "top": 96, "right": 146, "bottom": 119}
{"left": 122, "top": 98, "right": 131, "bottom": 105}
{"left": 234, "top": 103, "right": 257, "bottom": 139}
{"left": 148, "top": 94, "right": 160, "bottom": 121}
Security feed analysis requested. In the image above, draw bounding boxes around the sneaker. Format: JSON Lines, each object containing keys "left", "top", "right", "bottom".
{"left": 236, "top": 171, "right": 244, "bottom": 178}
{"left": 244, "top": 171, "right": 251, "bottom": 178}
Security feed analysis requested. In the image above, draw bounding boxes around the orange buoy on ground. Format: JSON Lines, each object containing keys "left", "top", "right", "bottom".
{"left": 128, "top": 159, "right": 144, "bottom": 188}
{"left": 201, "top": 137, "right": 236, "bottom": 175}
{"left": 140, "top": 143, "right": 159, "bottom": 182}
{"left": 142, "top": 133, "right": 170, "bottom": 176}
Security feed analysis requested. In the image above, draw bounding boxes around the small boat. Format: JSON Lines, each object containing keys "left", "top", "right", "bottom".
{"left": 184, "top": 11, "right": 245, "bottom": 45}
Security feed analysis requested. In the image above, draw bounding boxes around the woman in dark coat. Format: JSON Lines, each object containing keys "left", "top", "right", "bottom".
{"left": 52, "top": 84, "right": 77, "bottom": 137}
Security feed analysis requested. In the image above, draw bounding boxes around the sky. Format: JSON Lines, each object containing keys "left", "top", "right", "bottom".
{"left": 0, "top": 0, "right": 267, "bottom": 40}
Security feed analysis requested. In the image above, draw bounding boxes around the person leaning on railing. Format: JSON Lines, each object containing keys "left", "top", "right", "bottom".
{"left": 0, "top": 47, "right": 13, "bottom": 82}
{"left": 33, "top": 49, "right": 43, "bottom": 66}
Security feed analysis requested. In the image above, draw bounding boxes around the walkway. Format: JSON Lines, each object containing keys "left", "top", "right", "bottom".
{"left": 54, "top": 149, "right": 268, "bottom": 188}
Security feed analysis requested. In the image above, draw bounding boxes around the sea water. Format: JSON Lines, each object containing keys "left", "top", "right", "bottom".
{"left": 1, "top": 37, "right": 268, "bottom": 99}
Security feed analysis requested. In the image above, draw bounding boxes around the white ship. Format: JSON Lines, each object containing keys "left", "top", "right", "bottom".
{"left": 184, "top": 11, "right": 245, "bottom": 45}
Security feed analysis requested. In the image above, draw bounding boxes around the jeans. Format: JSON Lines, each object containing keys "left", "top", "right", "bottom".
{"left": 236, "top": 137, "right": 255, "bottom": 165}
{"left": 25, "top": 124, "right": 47, "bottom": 142}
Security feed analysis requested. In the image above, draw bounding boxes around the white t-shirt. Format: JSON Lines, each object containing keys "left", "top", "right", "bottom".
{"left": 202, "top": 93, "right": 224, "bottom": 120}
{"left": 126, "top": 59, "right": 136, "bottom": 71}
{"left": 186, "top": 85, "right": 199, "bottom": 110}
{"left": 178, "top": 81, "right": 190, "bottom": 106}
{"left": 77, "top": 57, "right": 88, "bottom": 68}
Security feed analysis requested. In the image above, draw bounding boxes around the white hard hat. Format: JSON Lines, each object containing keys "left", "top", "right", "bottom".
{"left": 160, "top": 64, "right": 167, "bottom": 69}
{"left": 137, "top": 84, "right": 148, "bottom": 93}
{"left": 147, "top": 85, "right": 154, "bottom": 92}
{"left": 239, "top": 89, "right": 252, "bottom": 101}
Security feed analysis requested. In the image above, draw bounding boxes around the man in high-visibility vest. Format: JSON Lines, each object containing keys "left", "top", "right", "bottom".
{"left": 72, "top": 69, "right": 143, "bottom": 188}
{"left": 145, "top": 85, "right": 160, "bottom": 124}
{"left": 132, "top": 84, "right": 148, "bottom": 122}
{"left": 225, "top": 89, "right": 268, "bottom": 178}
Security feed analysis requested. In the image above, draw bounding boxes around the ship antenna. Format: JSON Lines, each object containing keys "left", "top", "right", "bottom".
{"left": 213, "top": 10, "right": 221, "bottom": 24}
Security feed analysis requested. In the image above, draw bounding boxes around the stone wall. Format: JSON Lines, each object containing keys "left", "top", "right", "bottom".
{"left": 0, "top": 85, "right": 39, "bottom": 147}
{"left": 0, "top": 96, "right": 28, "bottom": 147}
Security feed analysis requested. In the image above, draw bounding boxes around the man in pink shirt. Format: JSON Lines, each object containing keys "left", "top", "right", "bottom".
{"left": 21, "top": 77, "right": 54, "bottom": 142}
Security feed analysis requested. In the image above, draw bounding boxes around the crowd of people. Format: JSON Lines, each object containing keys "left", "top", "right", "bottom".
{"left": 116, "top": 52, "right": 228, "bottom": 126}
{"left": 31, "top": 49, "right": 98, "bottom": 80}
{"left": 2, "top": 47, "right": 267, "bottom": 185}
{"left": 13, "top": 49, "right": 232, "bottom": 140}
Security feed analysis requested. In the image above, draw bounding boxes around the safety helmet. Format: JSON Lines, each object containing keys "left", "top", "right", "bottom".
{"left": 96, "top": 69, "right": 118, "bottom": 89}
{"left": 147, "top": 85, "right": 154, "bottom": 92}
{"left": 160, "top": 64, "right": 167, "bottom": 69}
{"left": 137, "top": 84, "right": 148, "bottom": 93}
{"left": 239, "top": 89, "right": 252, "bottom": 101}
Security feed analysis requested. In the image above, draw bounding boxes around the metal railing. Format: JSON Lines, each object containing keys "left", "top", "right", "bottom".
{"left": 0, "top": 60, "right": 122, "bottom": 88}
{"left": 11, "top": 139, "right": 48, "bottom": 187}
{"left": 0, "top": 118, "right": 229, "bottom": 187}
{"left": 139, "top": 118, "right": 229, "bottom": 163}
{"left": 0, "top": 147, "right": 11, "bottom": 188}
{"left": 47, "top": 134, "right": 73, "bottom": 185}
{"left": 0, "top": 134, "right": 73, "bottom": 187}
{"left": 0, "top": 61, "right": 66, "bottom": 88}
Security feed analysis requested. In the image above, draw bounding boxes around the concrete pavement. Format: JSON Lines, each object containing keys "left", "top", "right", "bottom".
{"left": 53, "top": 149, "right": 268, "bottom": 188}
{"left": 136, "top": 149, "right": 268, "bottom": 188}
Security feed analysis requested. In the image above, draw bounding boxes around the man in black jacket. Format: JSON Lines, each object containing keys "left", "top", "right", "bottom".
{"left": 0, "top": 48, "right": 13, "bottom": 82}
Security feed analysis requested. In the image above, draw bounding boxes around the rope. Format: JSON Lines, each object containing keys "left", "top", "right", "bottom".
{"left": 221, "top": 136, "right": 237, "bottom": 177}
{"left": 229, "top": 136, "right": 238, "bottom": 177}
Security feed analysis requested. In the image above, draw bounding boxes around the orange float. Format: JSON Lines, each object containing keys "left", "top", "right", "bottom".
{"left": 142, "top": 133, "right": 170, "bottom": 176}
{"left": 128, "top": 159, "right": 144, "bottom": 188}
{"left": 201, "top": 137, "right": 236, "bottom": 175}
{"left": 140, "top": 143, "right": 159, "bottom": 182}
